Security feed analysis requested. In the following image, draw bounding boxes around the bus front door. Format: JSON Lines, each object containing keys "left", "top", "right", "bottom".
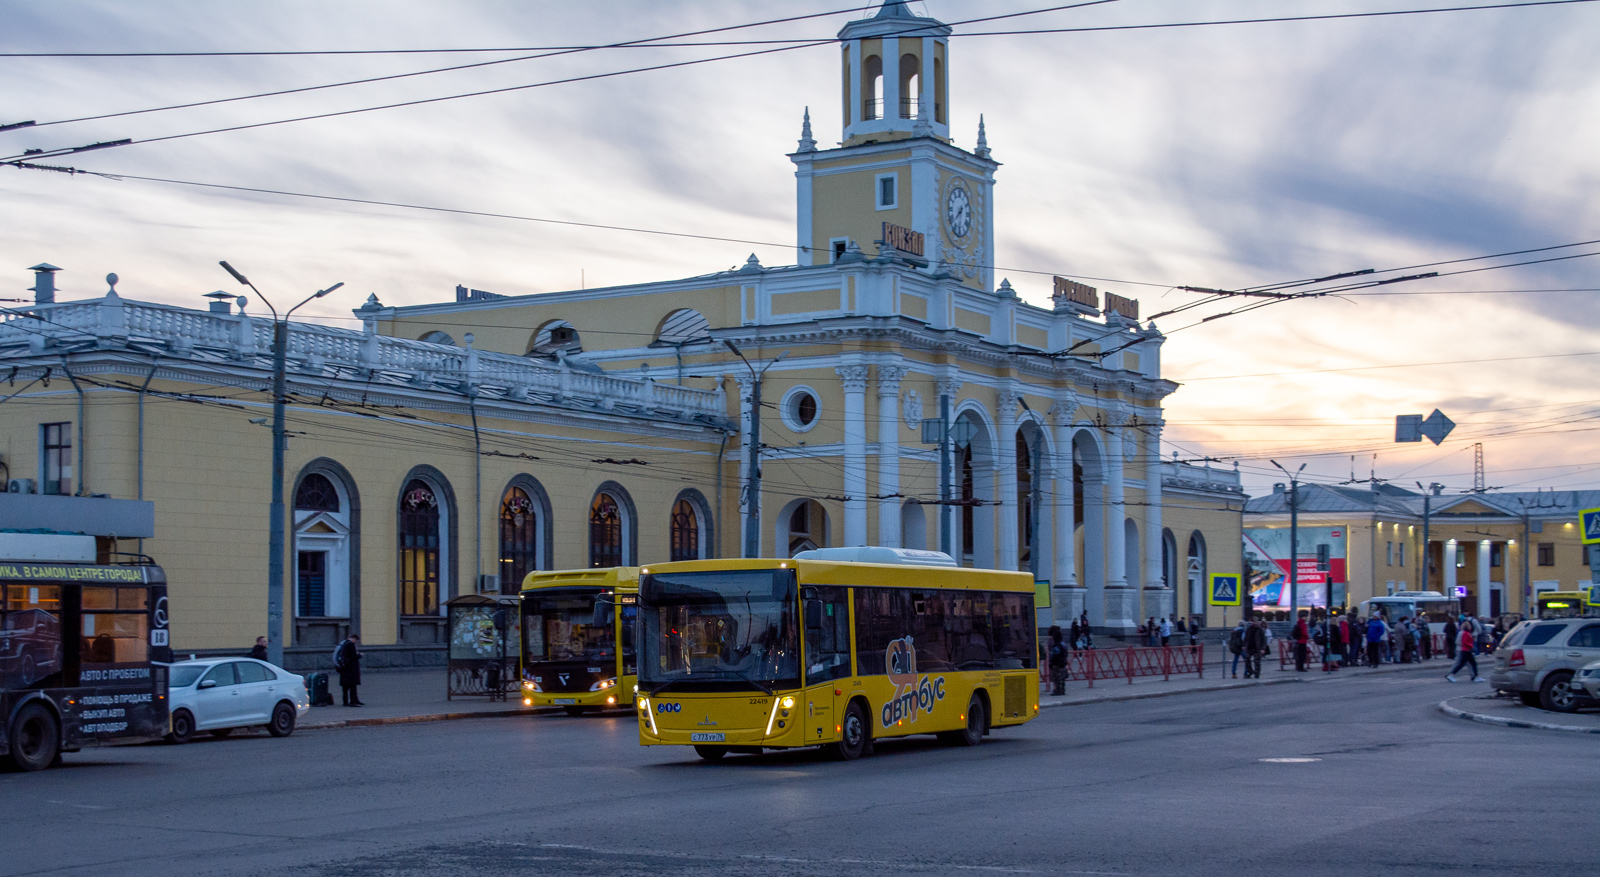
{"left": 803, "top": 586, "right": 851, "bottom": 745}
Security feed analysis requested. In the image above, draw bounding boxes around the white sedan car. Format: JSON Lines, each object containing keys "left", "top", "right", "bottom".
{"left": 164, "top": 658, "right": 310, "bottom": 743}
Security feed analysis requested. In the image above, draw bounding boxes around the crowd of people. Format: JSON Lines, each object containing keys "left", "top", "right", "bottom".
{"left": 1223, "top": 608, "right": 1510, "bottom": 679}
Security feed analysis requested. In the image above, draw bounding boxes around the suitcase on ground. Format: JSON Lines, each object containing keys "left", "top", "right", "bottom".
{"left": 306, "top": 671, "right": 334, "bottom": 707}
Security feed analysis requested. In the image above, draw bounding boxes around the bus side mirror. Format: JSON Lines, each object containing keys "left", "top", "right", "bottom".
{"left": 592, "top": 601, "right": 612, "bottom": 627}
{"left": 805, "top": 600, "right": 823, "bottom": 630}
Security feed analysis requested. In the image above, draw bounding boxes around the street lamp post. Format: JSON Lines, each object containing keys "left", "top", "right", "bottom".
{"left": 220, "top": 262, "right": 343, "bottom": 668}
{"left": 723, "top": 340, "right": 787, "bottom": 559}
{"left": 1416, "top": 482, "right": 1441, "bottom": 596}
{"left": 1270, "top": 460, "right": 1306, "bottom": 621}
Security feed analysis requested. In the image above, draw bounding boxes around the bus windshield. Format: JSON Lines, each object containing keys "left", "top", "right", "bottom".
{"left": 522, "top": 590, "right": 616, "bottom": 662}
{"left": 639, "top": 569, "right": 799, "bottom": 693}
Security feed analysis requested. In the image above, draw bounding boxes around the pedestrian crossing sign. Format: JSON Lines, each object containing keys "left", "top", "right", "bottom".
{"left": 1581, "top": 508, "right": 1600, "bottom": 545}
{"left": 1209, "top": 573, "right": 1241, "bottom": 606}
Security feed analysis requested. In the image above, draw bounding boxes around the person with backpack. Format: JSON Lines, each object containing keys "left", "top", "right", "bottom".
{"left": 1048, "top": 625, "right": 1068, "bottom": 696}
{"left": 1446, "top": 617, "right": 1484, "bottom": 682}
{"left": 1227, "top": 619, "right": 1246, "bottom": 678}
{"left": 1244, "top": 616, "right": 1269, "bottom": 678}
{"left": 334, "top": 633, "right": 364, "bottom": 706}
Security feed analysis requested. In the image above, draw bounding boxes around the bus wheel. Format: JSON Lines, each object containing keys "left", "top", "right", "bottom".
{"left": 268, "top": 702, "right": 297, "bottom": 738}
{"left": 9, "top": 703, "right": 60, "bottom": 772}
{"left": 943, "top": 695, "right": 985, "bottom": 747}
{"left": 165, "top": 709, "right": 195, "bottom": 744}
{"left": 693, "top": 745, "right": 729, "bottom": 760}
{"left": 832, "top": 701, "right": 871, "bottom": 761}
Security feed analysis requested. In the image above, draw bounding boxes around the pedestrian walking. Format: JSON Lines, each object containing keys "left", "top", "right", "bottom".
{"left": 1419, "top": 617, "right": 1434, "bottom": 661}
{"left": 1069, "top": 619, "right": 1082, "bottom": 652}
{"left": 1228, "top": 619, "right": 1246, "bottom": 678}
{"left": 1187, "top": 616, "right": 1200, "bottom": 647}
{"left": 1048, "top": 625, "right": 1068, "bottom": 696}
{"left": 1365, "top": 613, "right": 1385, "bottom": 668}
{"left": 335, "top": 633, "right": 364, "bottom": 706}
{"left": 248, "top": 636, "right": 268, "bottom": 661}
{"left": 1319, "top": 615, "right": 1340, "bottom": 672}
{"left": 1160, "top": 616, "right": 1173, "bottom": 647}
{"left": 1292, "top": 610, "right": 1310, "bottom": 672}
{"left": 1445, "top": 618, "right": 1484, "bottom": 682}
{"left": 1244, "top": 616, "right": 1268, "bottom": 678}
{"left": 1443, "top": 615, "right": 1458, "bottom": 660}
{"left": 1338, "top": 613, "right": 1353, "bottom": 667}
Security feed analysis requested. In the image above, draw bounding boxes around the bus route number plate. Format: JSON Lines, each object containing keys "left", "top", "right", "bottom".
{"left": 553, "top": 699, "right": 576, "bottom": 705}
{"left": 690, "top": 733, "right": 725, "bottom": 743}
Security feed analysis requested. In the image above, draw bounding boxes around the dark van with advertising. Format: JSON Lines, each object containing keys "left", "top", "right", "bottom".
{"left": 2, "top": 558, "right": 173, "bottom": 771}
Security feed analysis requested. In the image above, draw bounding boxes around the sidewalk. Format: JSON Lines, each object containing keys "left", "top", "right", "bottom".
{"left": 1039, "top": 654, "right": 1440, "bottom": 708}
{"left": 298, "top": 670, "right": 554, "bottom": 730}
{"left": 1438, "top": 692, "right": 1600, "bottom": 735}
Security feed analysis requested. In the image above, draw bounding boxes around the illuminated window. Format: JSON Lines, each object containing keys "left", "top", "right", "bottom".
{"left": 399, "top": 480, "right": 441, "bottom": 615}
{"left": 670, "top": 499, "right": 699, "bottom": 562}
{"left": 590, "top": 493, "right": 623, "bottom": 568}
{"left": 499, "top": 487, "right": 539, "bottom": 591}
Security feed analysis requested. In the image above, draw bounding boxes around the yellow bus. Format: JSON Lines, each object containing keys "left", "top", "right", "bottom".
{"left": 519, "top": 567, "right": 638, "bottom": 714}
{"left": 1537, "top": 590, "right": 1596, "bottom": 618}
{"left": 633, "top": 547, "right": 1039, "bottom": 761}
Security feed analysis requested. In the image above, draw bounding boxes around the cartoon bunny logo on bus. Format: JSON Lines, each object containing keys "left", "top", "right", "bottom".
{"left": 881, "top": 636, "right": 945, "bottom": 728}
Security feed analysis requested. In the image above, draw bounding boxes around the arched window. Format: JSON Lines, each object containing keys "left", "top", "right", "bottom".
{"left": 960, "top": 444, "right": 975, "bottom": 561}
{"left": 788, "top": 500, "right": 827, "bottom": 557}
{"left": 899, "top": 53, "right": 920, "bottom": 118}
{"left": 1017, "top": 431, "right": 1034, "bottom": 572}
{"left": 863, "top": 54, "right": 883, "bottom": 120}
{"left": 655, "top": 308, "right": 711, "bottom": 345}
{"left": 419, "top": 331, "right": 455, "bottom": 346}
{"left": 1188, "top": 532, "right": 1208, "bottom": 620}
{"left": 590, "top": 492, "right": 623, "bottom": 568}
{"left": 295, "top": 474, "right": 340, "bottom": 513}
{"left": 499, "top": 486, "right": 539, "bottom": 592}
{"left": 399, "top": 480, "right": 441, "bottom": 616}
{"left": 670, "top": 499, "right": 699, "bottom": 562}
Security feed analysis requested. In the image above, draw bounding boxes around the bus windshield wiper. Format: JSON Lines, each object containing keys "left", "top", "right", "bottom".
{"left": 645, "top": 679, "right": 684, "bottom": 697}
{"left": 728, "top": 669, "right": 774, "bottom": 696}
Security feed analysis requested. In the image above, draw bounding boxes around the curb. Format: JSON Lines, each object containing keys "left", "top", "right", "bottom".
{"left": 1040, "top": 675, "right": 1304, "bottom": 708}
{"left": 1437, "top": 696, "right": 1600, "bottom": 735}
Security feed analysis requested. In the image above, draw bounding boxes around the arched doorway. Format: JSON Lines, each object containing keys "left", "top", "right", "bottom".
{"left": 292, "top": 461, "right": 358, "bottom": 647}
{"left": 1016, "top": 421, "right": 1047, "bottom": 576}
{"left": 1188, "top": 532, "right": 1208, "bottom": 622}
{"left": 954, "top": 408, "right": 994, "bottom": 568}
{"left": 781, "top": 499, "right": 829, "bottom": 557}
{"left": 1072, "top": 429, "right": 1106, "bottom": 624}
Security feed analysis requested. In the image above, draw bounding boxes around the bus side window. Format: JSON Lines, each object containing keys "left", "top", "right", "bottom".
{"left": 804, "top": 586, "right": 850, "bottom": 683}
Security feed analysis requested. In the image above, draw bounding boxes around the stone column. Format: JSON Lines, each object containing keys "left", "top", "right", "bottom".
{"left": 997, "top": 385, "right": 1020, "bottom": 571}
{"left": 1478, "top": 539, "right": 1492, "bottom": 615}
{"left": 876, "top": 364, "right": 909, "bottom": 548}
{"left": 1444, "top": 539, "right": 1458, "bottom": 595}
{"left": 1143, "top": 417, "right": 1171, "bottom": 621}
{"left": 1102, "top": 403, "right": 1136, "bottom": 634}
{"left": 838, "top": 364, "right": 871, "bottom": 547}
{"left": 1050, "top": 393, "right": 1081, "bottom": 623}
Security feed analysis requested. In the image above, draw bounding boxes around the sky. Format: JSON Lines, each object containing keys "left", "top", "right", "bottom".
{"left": 2, "top": 0, "right": 1598, "bottom": 498}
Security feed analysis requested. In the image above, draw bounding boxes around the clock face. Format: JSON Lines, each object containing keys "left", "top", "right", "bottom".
{"left": 946, "top": 185, "right": 972, "bottom": 239}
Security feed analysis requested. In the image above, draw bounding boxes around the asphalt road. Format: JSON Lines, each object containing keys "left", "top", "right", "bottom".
{"left": 4, "top": 673, "right": 1597, "bottom": 877}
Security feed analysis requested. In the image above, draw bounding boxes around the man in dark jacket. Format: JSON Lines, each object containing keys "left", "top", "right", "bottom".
{"left": 1047, "top": 625, "right": 1068, "bottom": 696}
{"left": 335, "top": 633, "right": 364, "bottom": 706}
{"left": 1243, "top": 617, "right": 1268, "bottom": 678}
{"left": 248, "top": 636, "right": 268, "bottom": 661}
{"left": 1443, "top": 616, "right": 1458, "bottom": 660}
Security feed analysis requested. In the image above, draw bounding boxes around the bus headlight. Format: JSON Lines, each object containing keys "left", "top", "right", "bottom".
{"left": 780, "top": 696, "right": 795, "bottom": 709}
{"left": 590, "top": 678, "right": 617, "bottom": 691}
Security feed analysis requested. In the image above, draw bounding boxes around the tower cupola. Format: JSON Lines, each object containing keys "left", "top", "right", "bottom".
{"left": 838, "top": 1, "right": 951, "bottom": 146}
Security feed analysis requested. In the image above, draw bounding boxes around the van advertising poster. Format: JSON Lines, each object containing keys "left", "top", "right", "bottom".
{"left": 1243, "top": 528, "right": 1347, "bottom": 608}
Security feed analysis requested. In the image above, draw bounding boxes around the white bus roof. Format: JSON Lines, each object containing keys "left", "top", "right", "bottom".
{"left": 791, "top": 547, "right": 959, "bottom": 567}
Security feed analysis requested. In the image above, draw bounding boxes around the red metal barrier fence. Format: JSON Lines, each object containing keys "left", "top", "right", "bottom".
{"left": 1053, "top": 644, "right": 1204, "bottom": 688}
{"left": 1275, "top": 633, "right": 1450, "bottom": 669}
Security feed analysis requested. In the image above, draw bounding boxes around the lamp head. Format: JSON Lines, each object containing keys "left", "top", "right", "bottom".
{"left": 219, "top": 261, "right": 250, "bottom": 286}
{"left": 316, "top": 281, "right": 345, "bottom": 298}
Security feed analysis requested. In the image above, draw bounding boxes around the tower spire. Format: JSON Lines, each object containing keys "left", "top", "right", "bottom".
{"left": 797, "top": 106, "right": 817, "bottom": 152}
{"left": 875, "top": 0, "right": 917, "bottom": 18}
{"left": 975, "top": 114, "right": 990, "bottom": 159}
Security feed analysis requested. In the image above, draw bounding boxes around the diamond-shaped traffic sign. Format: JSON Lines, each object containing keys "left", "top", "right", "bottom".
{"left": 1419, "top": 409, "right": 1455, "bottom": 445}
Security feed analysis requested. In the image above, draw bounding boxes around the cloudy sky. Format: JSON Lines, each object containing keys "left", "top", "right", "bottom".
{"left": 3, "top": 0, "right": 1597, "bottom": 497}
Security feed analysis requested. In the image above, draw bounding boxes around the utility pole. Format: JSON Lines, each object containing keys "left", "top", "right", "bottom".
{"left": 1271, "top": 461, "right": 1306, "bottom": 620}
{"left": 220, "top": 262, "right": 342, "bottom": 668}
{"left": 724, "top": 340, "right": 786, "bottom": 559}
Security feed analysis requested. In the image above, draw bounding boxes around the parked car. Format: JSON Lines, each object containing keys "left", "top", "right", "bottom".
{"left": 1573, "top": 658, "right": 1600, "bottom": 704}
{"left": 164, "top": 658, "right": 310, "bottom": 743}
{"left": 1489, "top": 618, "right": 1600, "bottom": 712}
{"left": 0, "top": 608, "right": 63, "bottom": 687}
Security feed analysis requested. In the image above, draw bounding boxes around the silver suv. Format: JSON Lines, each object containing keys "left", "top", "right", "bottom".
{"left": 1490, "top": 618, "right": 1600, "bottom": 712}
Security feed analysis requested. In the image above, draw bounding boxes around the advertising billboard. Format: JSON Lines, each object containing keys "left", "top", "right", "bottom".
{"left": 1243, "top": 527, "right": 1348, "bottom": 609}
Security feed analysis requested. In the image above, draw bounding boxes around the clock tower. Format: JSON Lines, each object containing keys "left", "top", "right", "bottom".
{"left": 791, "top": 0, "right": 998, "bottom": 291}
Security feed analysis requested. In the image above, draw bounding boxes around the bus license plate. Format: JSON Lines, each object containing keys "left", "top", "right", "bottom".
{"left": 553, "top": 698, "right": 576, "bottom": 705}
{"left": 690, "top": 732, "right": 725, "bottom": 743}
